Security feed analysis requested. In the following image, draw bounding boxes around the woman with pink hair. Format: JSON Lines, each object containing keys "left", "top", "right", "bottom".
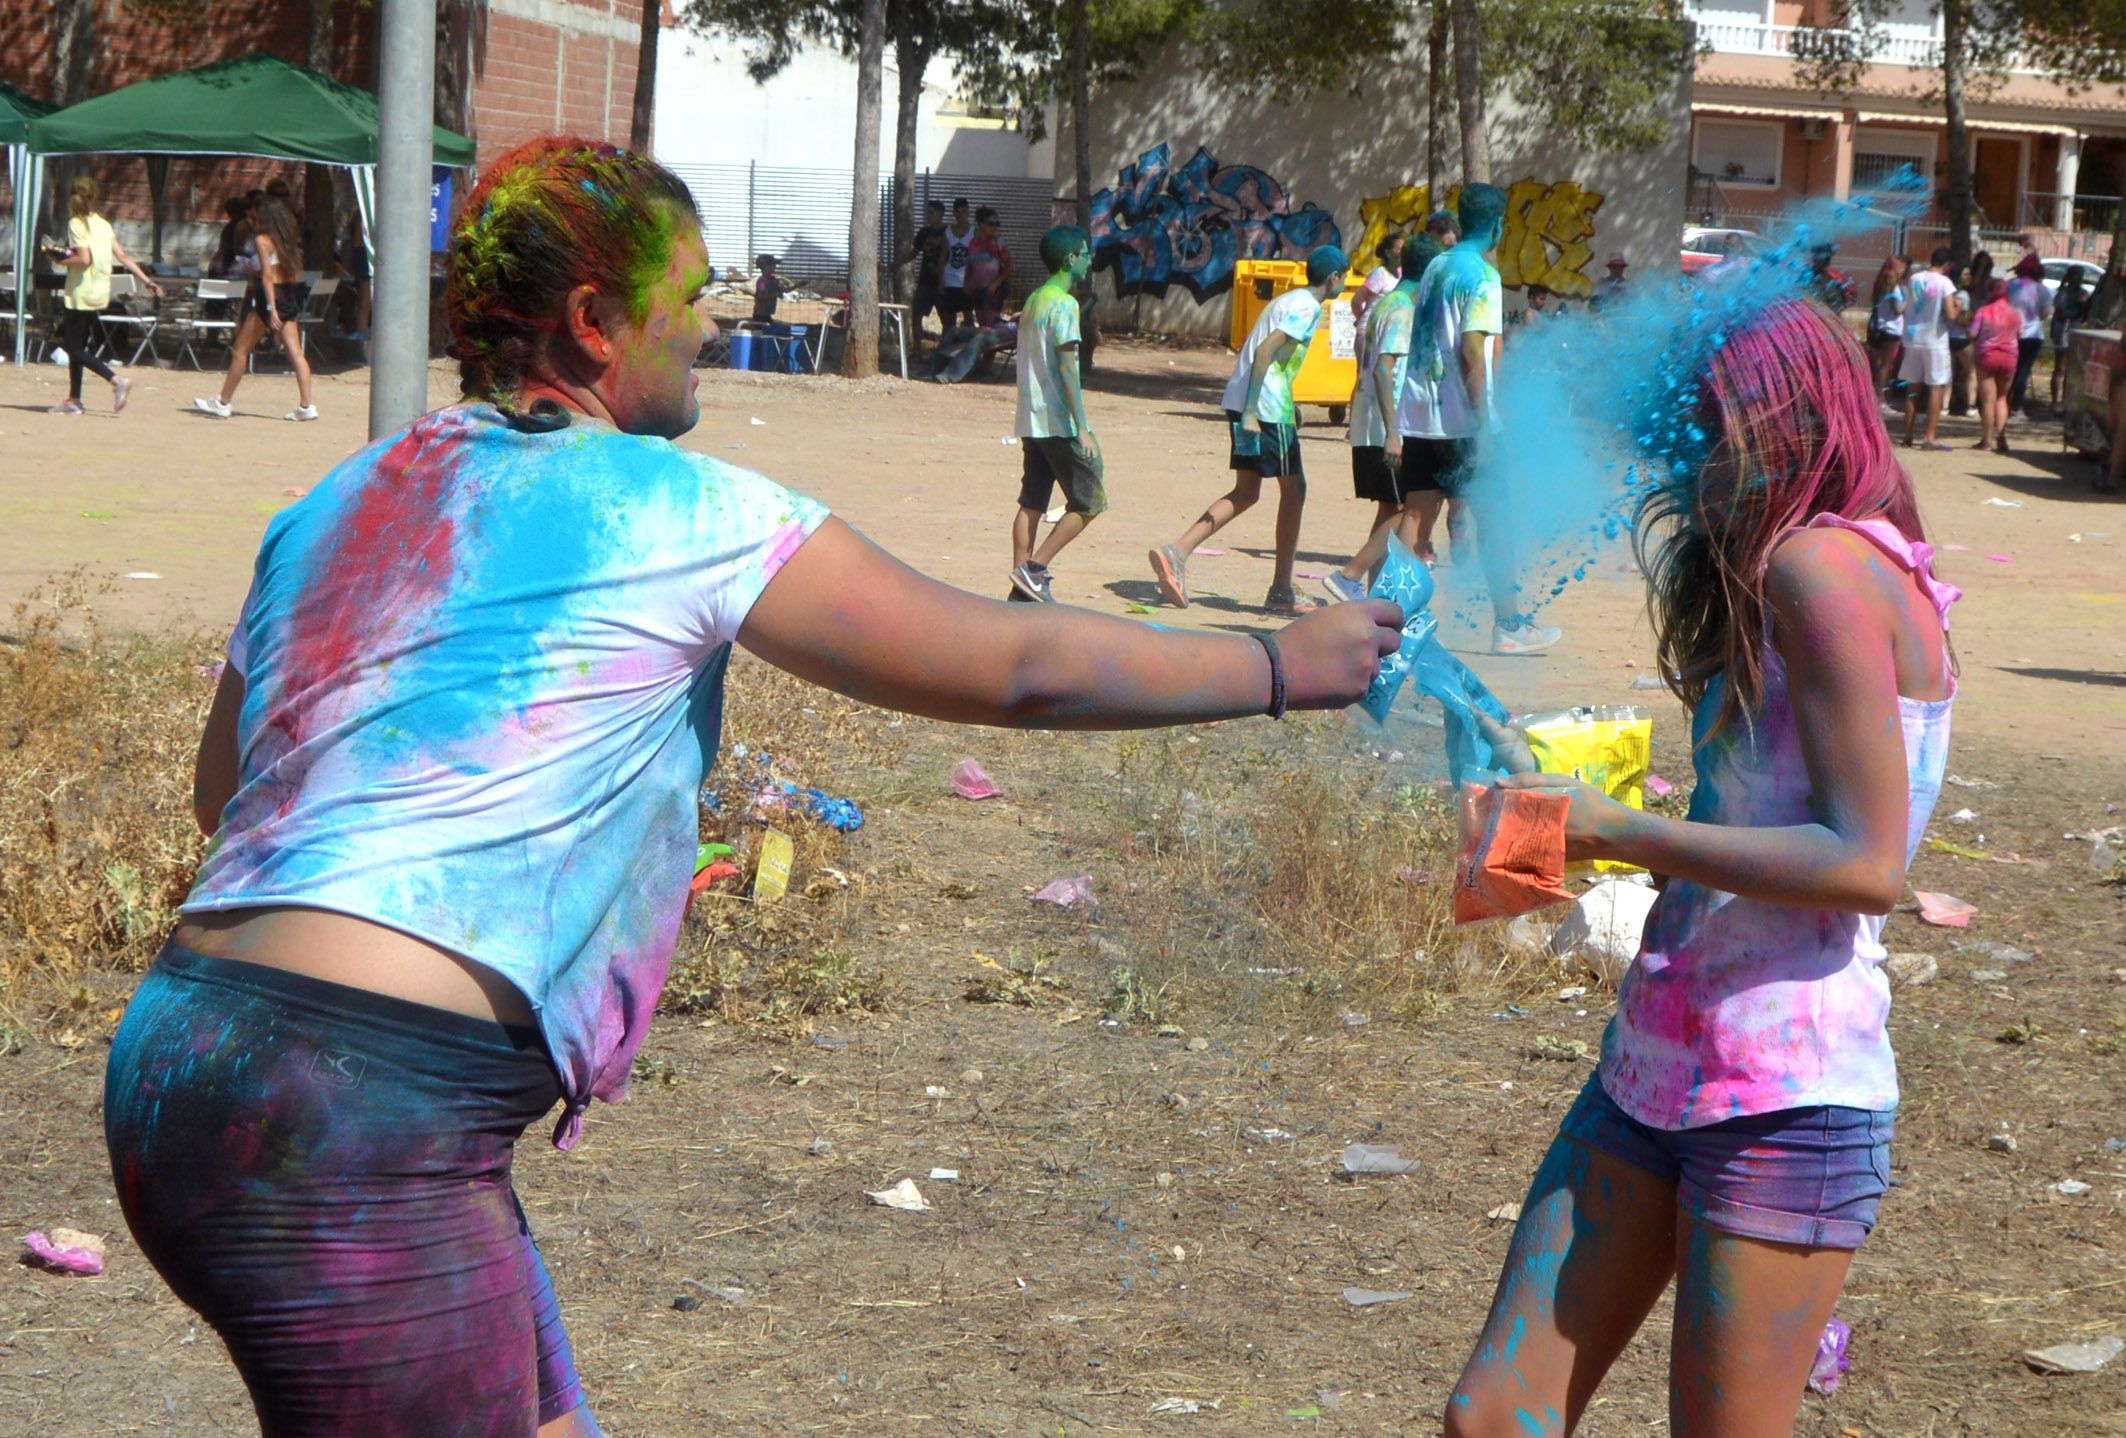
{"left": 1446, "top": 297, "right": 1957, "bottom": 1438}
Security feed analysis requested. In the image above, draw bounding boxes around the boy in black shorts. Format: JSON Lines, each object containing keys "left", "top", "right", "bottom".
{"left": 1149, "top": 245, "right": 1350, "bottom": 615}
{"left": 1008, "top": 226, "right": 1103, "bottom": 602}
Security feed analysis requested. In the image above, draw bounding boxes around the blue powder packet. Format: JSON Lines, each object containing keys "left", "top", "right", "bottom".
{"left": 1359, "top": 536, "right": 1439, "bottom": 723}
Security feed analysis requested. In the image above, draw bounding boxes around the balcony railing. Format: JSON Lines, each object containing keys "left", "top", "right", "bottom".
{"left": 1696, "top": 20, "right": 1945, "bottom": 68}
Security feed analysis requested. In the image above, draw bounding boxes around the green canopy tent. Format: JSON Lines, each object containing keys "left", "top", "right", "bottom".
{"left": 3, "top": 79, "right": 56, "bottom": 365}
{"left": 16, "top": 52, "right": 475, "bottom": 366}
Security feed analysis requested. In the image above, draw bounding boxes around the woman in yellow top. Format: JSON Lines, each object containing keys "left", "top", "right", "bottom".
{"left": 193, "top": 197, "right": 319, "bottom": 421}
{"left": 44, "top": 176, "right": 163, "bottom": 416}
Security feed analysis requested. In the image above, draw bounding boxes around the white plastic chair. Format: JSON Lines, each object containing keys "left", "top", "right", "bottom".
{"left": 172, "top": 278, "right": 248, "bottom": 370}
{"left": 98, "top": 273, "right": 161, "bottom": 366}
{"left": 294, "top": 276, "right": 340, "bottom": 361}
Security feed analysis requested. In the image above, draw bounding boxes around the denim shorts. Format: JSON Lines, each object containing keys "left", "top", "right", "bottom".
{"left": 1562, "top": 1072, "right": 1894, "bottom": 1250}
{"left": 105, "top": 944, "right": 582, "bottom": 1434}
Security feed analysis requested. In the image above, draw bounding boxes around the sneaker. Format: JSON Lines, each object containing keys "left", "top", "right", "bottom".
{"left": 193, "top": 396, "right": 232, "bottom": 419}
{"left": 1264, "top": 585, "right": 1321, "bottom": 616}
{"left": 1318, "top": 571, "right": 1367, "bottom": 605}
{"left": 1492, "top": 621, "right": 1563, "bottom": 656}
{"left": 285, "top": 404, "right": 319, "bottom": 422}
{"left": 1148, "top": 545, "right": 1189, "bottom": 608}
{"left": 112, "top": 376, "right": 132, "bottom": 414}
{"left": 47, "top": 399, "right": 84, "bottom": 415}
{"left": 1010, "top": 562, "right": 1055, "bottom": 603}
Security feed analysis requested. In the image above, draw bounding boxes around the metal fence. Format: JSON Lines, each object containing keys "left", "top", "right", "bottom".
{"left": 665, "top": 161, "right": 1058, "bottom": 300}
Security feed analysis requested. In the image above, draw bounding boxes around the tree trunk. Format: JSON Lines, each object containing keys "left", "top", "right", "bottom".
{"left": 304, "top": 0, "right": 339, "bottom": 280}
{"left": 630, "top": 0, "right": 660, "bottom": 153}
{"left": 1940, "top": 0, "right": 1973, "bottom": 265}
{"left": 845, "top": 0, "right": 886, "bottom": 377}
{"left": 1449, "top": 0, "right": 1488, "bottom": 186}
{"left": 48, "top": 0, "right": 97, "bottom": 221}
{"left": 891, "top": 32, "right": 929, "bottom": 302}
{"left": 1426, "top": 2, "right": 1448, "bottom": 206}
{"left": 434, "top": 0, "right": 474, "bottom": 140}
{"left": 1069, "top": 0, "right": 1092, "bottom": 227}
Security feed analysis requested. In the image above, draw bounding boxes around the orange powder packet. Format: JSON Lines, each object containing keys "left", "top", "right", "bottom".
{"left": 1453, "top": 781, "right": 1573, "bottom": 924}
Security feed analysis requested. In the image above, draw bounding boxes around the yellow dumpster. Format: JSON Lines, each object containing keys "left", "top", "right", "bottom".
{"left": 1228, "top": 257, "right": 1367, "bottom": 423}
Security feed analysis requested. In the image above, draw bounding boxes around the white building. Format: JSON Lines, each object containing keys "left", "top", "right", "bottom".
{"left": 652, "top": 20, "right": 1055, "bottom": 277}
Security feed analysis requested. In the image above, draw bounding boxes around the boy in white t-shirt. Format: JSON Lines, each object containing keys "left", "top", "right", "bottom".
{"left": 1898, "top": 246, "right": 1964, "bottom": 451}
{"left": 1148, "top": 245, "right": 1350, "bottom": 616}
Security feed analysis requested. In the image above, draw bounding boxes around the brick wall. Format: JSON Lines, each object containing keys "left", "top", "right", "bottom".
{"left": 2, "top": 0, "right": 647, "bottom": 249}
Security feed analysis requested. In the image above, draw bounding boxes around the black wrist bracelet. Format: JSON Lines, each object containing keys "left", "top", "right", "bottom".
{"left": 1252, "top": 632, "right": 1287, "bottom": 720}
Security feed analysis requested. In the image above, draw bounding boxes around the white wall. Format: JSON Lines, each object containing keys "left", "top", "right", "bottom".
{"left": 652, "top": 28, "right": 1053, "bottom": 179}
{"left": 1063, "top": 32, "right": 1695, "bottom": 338}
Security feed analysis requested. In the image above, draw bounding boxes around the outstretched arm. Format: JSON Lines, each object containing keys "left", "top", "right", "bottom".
{"left": 1494, "top": 529, "right": 1926, "bottom": 913}
{"left": 739, "top": 518, "right": 1402, "bottom": 728}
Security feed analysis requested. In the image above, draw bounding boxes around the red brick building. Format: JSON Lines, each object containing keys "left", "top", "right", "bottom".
{"left": 1, "top": 0, "right": 647, "bottom": 259}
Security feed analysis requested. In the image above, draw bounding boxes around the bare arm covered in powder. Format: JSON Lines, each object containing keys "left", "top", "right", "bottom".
{"left": 1459, "top": 329, "right": 1492, "bottom": 426}
{"left": 1240, "top": 333, "right": 1292, "bottom": 432}
{"left": 741, "top": 518, "right": 1402, "bottom": 728}
{"left": 1495, "top": 529, "right": 1939, "bottom": 914}
{"left": 1059, "top": 338, "right": 1092, "bottom": 443}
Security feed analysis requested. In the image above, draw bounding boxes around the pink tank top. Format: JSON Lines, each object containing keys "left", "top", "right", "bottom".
{"left": 1600, "top": 515, "right": 1960, "bottom": 1129}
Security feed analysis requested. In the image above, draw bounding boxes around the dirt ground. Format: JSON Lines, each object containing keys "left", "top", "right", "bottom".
{"left": 1, "top": 342, "right": 2123, "bottom": 1435}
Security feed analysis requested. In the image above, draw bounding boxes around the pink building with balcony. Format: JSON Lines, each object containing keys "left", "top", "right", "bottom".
{"left": 1684, "top": 0, "right": 2126, "bottom": 260}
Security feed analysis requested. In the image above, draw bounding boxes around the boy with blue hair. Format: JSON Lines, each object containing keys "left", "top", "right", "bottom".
{"left": 1150, "top": 243, "right": 1350, "bottom": 615}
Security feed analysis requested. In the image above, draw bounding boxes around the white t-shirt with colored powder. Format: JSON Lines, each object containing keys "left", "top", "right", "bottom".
{"left": 1221, "top": 288, "right": 1322, "bottom": 425}
{"left": 1015, "top": 280, "right": 1084, "bottom": 439}
{"left": 1397, "top": 245, "right": 1502, "bottom": 440}
{"left": 192, "top": 403, "right": 829, "bottom": 1150}
{"left": 1902, "top": 269, "right": 1957, "bottom": 350}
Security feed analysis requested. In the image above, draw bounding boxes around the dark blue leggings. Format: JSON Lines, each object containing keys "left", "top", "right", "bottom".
{"left": 104, "top": 945, "right": 584, "bottom": 1436}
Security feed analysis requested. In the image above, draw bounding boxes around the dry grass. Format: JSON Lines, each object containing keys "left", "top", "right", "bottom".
{"left": 0, "top": 578, "right": 215, "bottom": 1038}
{"left": 1081, "top": 719, "right": 1563, "bottom": 1036}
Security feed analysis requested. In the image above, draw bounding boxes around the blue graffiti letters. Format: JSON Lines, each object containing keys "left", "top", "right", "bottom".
{"left": 1090, "top": 143, "right": 1343, "bottom": 300}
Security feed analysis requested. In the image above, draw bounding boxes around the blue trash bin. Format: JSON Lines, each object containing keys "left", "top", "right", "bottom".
{"left": 784, "top": 326, "right": 810, "bottom": 374}
{"left": 729, "top": 330, "right": 755, "bottom": 370}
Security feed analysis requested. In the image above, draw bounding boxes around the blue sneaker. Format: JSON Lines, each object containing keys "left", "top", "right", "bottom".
{"left": 1318, "top": 571, "right": 1367, "bottom": 605}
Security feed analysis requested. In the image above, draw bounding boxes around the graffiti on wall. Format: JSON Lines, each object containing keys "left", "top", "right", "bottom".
{"left": 1089, "top": 143, "right": 1343, "bottom": 301}
{"left": 1354, "top": 178, "right": 1608, "bottom": 299}
{"left": 1354, "top": 184, "right": 1435, "bottom": 276}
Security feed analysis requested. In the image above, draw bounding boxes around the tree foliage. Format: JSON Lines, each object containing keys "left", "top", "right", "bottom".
{"left": 956, "top": 0, "right": 1204, "bottom": 141}
{"left": 1192, "top": 0, "right": 1696, "bottom": 157}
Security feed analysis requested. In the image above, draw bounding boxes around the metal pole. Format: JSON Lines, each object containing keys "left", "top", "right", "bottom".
{"left": 370, "top": 0, "right": 437, "bottom": 440}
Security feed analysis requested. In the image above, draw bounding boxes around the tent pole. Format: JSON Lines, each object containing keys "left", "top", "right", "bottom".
{"left": 371, "top": 0, "right": 438, "bottom": 439}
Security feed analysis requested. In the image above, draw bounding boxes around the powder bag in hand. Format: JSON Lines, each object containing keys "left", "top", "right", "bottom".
{"left": 1454, "top": 781, "right": 1574, "bottom": 924}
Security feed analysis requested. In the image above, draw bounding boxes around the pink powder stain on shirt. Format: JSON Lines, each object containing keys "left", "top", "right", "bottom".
{"left": 761, "top": 518, "right": 811, "bottom": 579}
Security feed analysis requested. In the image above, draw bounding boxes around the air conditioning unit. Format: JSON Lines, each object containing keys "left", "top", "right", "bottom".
{"left": 1798, "top": 118, "right": 1829, "bottom": 141}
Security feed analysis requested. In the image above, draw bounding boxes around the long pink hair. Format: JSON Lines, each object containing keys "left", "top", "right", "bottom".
{"left": 1635, "top": 297, "right": 1924, "bottom": 738}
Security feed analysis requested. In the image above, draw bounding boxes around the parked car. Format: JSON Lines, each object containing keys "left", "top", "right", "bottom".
{"left": 1681, "top": 226, "right": 1767, "bottom": 276}
{"left": 2041, "top": 256, "right": 2104, "bottom": 300}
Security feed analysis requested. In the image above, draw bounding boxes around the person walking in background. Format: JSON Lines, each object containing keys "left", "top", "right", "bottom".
{"left": 938, "top": 197, "right": 977, "bottom": 332}
{"left": 2005, "top": 252, "right": 2052, "bottom": 416}
{"left": 1866, "top": 255, "right": 1907, "bottom": 399}
{"left": 1006, "top": 226, "right": 1103, "bottom": 604}
{"left": 1148, "top": 244, "right": 1350, "bottom": 616}
{"left": 1598, "top": 252, "right": 1630, "bottom": 301}
{"left": 1322, "top": 232, "right": 1443, "bottom": 600}
{"left": 193, "top": 197, "right": 317, "bottom": 422}
{"left": 43, "top": 176, "right": 163, "bottom": 416}
{"left": 1898, "top": 246, "right": 1961, "bottom": 450}
{"left": 2050, "top": 266, "right": 2089, "bottom": 412}
{"left": 338, "top": 209, "right": 372, "bottom": 344}
{"left": 1968, "top": 277, "right": 2020, "bottom": 454}
{"left": 1404, "top": 183, "right": 1560, "bottom": 656}
{"left": 1425, "top": 210, "right": 1459, "bottom": 248}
